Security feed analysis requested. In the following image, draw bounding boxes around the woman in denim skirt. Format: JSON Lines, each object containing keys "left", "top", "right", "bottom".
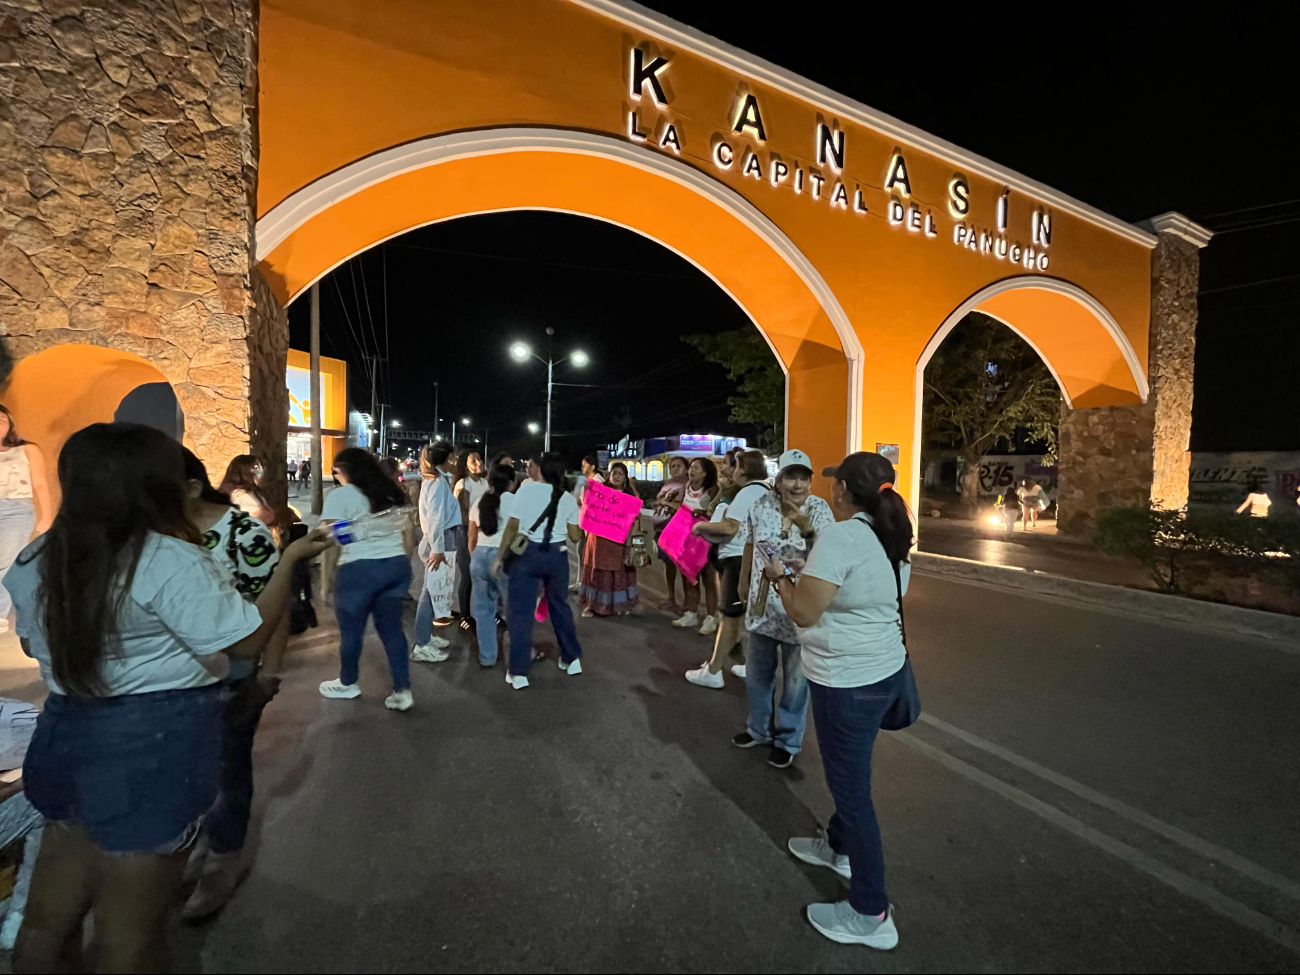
{"left": 6, "top": 423, "right": 333, "bottom": 973}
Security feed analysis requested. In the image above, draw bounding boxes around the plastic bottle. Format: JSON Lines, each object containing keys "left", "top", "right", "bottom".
{"left": 329, "top": 506, "right": 407, "bottom": 546}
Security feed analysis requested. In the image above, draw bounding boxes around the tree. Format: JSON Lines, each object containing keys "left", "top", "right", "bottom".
{"left": 923, "top": 313, "right": 1060, "bottom": 509}
{"left": 681, "top": 327, "right": 784, "bottom": 450}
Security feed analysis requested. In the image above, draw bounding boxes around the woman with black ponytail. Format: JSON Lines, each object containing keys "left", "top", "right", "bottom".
{"left": 758, "top": 451, "right": 914, "bottom": 950}
{"left": 466, "top": 463, "right": 516, "bottom": 667}
{"left": 494, "top": 452, "right": 584, "bottom": 690}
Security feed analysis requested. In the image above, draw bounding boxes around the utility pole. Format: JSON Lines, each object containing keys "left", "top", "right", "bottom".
{"left": 309, "top": 282, "right": 323, "bottom": 515}
{"left": 369, "top": 355, "right": 379, "bottom": 453}
{"left": 433, "top": 381, "right": 439, "bottom": 443}
{"left": 545, "top": 326, "right": 554, "bottom": 452}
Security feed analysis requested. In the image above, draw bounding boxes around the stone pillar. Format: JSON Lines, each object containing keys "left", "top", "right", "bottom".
{"left": 0, "top": 0, "right": 262, "bottom": 479}
{"left": 1056, "top": 213, "right": 1212, "bottom": 534}
{"left": 249, "top": 267, "right": 288, "bottom": 508}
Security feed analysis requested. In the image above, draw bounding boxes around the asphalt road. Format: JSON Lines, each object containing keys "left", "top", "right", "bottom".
{"left": 149, "top": 569, "right": 1300, "bottom": 974}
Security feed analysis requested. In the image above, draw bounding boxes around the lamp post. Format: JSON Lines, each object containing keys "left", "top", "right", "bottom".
{"left": 510, "top": 327, "right": 589, "bottom": 452}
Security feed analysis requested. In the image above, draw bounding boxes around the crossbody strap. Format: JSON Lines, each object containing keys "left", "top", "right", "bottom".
{"left": 851, "top": 512, "right": 906, "bottom": 647}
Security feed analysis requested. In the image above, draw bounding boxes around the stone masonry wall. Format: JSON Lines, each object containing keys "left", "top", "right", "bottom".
{"left": 0, "top": 0, "right": 259, "bottom": 477}
{"left": 249, "top": 266, "right": 287, "bottom": 509}
{"left": 1056, "top": 228, "right": 1200, "bottom": 534}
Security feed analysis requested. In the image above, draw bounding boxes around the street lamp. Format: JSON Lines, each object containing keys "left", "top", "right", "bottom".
{"left": 461, "top": 417, "right": 471, "bottom": 427}
{"left": 509, "top": 327, "right": 590, "bottom": 451}
{"left": 390, "top": 419, "right": 400, "bottom": 427}
{"left": 527, "top": 421, "right": 541, "bottom": 434}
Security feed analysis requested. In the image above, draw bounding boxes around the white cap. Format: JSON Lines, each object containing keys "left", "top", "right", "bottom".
{"left": 777, "top": 448, "right": 813, "bottom": 475}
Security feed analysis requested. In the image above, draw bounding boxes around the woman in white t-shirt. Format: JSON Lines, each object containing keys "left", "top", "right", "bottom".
{"left": 467, "top": 463, "right": 516, "bottom": 667}
{"left": 495, "top": 453, "right": 585, "bottom": 690}
{"left": 317, "top": 448, "right": 416, "bottom": 711}
{"left": 453, "top": 448, "right": 487, "bottom": 623}
{"left": 760, "top": 451, "right": 913, "bottom": 951}
{"left": 1236, "top": 481, "right": 1272, "bottom": 518}
{"left": 8, "top": 423, "right": 331, "bottom": 973}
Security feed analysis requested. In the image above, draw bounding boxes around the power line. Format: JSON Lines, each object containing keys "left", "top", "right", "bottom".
{"left": 329, "top": 275, "right": 373, "bottom": 379}
{"left": 1202, "top": 198, "right": 1300, "bottom": 220}
{"left": 1200, "top": 272, "right": 1300, "bottom": 296}
{"left": 388, "top": 241, "right": 712, "bottom": 283}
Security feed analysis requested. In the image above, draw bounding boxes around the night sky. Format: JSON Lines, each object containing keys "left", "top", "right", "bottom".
{"left": 288, "top": 14, "right": 1296, "bottom": 461}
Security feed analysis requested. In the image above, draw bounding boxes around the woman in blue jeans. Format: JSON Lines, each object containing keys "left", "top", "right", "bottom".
{"left": 318, "top": 448, "right": 415, "bottom": 711}
{"left": 495, "top": 452, "right": 584, "bottom": 690}
{"left": 761, "top": 451, "right": 913, "bottom": 950}
{"left": 466, "top": 463, "right": 516, "bottom": 666}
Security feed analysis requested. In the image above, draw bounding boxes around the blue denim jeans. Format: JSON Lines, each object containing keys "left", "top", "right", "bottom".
{"left": 808, "top": 667, "right": 905, "bottom": 916}
{"left": 506, "top": 541, "right": 582, "bottom": 676}
{"left": 205, "top": 673, "right": 275, "bottom": 854}
{"left": 470, "top": 546, "right": 504, "bottom": 665}
{"left": 744, "top": 631, "right": 809, "bottom": 753}
{"left": 0, "top": 497, "right": 35, "bottom": 618}
{"left": 335, "top": 555, "right": 412, "bottom": 691}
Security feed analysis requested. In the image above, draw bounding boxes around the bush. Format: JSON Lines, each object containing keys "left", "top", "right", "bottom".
{"left": 1094, "top": 504, "right": 1300, "bottom": 596}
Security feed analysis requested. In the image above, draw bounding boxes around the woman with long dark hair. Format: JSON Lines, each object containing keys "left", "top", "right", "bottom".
{"left": 412, "top": 441, "right": 460, "bottom": 661}
{"left": 760, "top": 451, "right": 913, "bottom": 949}
{"left": 670, "top": 456, "right": 721, "bottom": 633}
{"left": 651, "top": 455, "right": 689, "bottom": 611}
{"left": 495, "top": 452, "right": 585, "bottom": 690}
{"left": 466, "top": 463, "right": 516, "bottom": 667}
{"left": 318, "top": 447, "right": 415, "bottom": 711}
{"left": 218, "top": 454, "right": 275, "bottom": 527}
{"left": 578, "top": 461, "right": 640, "bottom": 618}
{"left": 7, "top": 423, "right": 331, "bottom": 972}
{"left": 452, "top": 445, "right": 486, "bottom": 625}
{"left": 0, "top": 403, "right": 52, "bottom": 635}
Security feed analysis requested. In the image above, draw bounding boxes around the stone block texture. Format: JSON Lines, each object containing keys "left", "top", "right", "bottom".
{"left": 1056, "top": 232, "right": 1200, "bottom": 534}
{"left": 0, "top": 0, "right": 263, "bottom": 479}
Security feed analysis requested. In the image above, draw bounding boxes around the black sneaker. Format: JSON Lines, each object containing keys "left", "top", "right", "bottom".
{"left": 732, "top": 732, "right": 764, "bottom": 749}
{"left": 767, "top": 746, "right": 795, "bottom": 769}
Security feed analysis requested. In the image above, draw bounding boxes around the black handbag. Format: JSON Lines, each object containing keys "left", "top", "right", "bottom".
{"left": 879, "top": 560, "right": 921, "bottom": 731}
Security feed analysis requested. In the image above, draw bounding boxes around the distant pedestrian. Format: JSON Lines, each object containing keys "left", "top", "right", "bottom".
{"left": 219, "top": 454, "right": 275, "bottom": 528}
{"left": 412, "top": 442, "right": 460, "bottom": 662}
{"left": 1016, "top": 477, "right": 1048, "bottom": 529}
{"left": 685, "top": 449, "right": 770, "bottom": 689}
{"left": 652, "top": 456, "right": 689, "bottom": 611}
{"left": 579, "top": 462, "right": 640, "bottom": 618}
{"left": 8, "top": 423, "right": 331, "bottom": 973}
{"left": 569, "top": 454, "right": 603, "bottom": 590}
{"left": 731, "top": 449, "right": 832, "bottom": 770}
{"left": 317, "top": 448, "right": 415, "bottom": 711}
{"left": 671, "top": 457, "right": 720, "bottom": 634}
{"left": 287, "top": 458, "right": 298, "bottom": 483}
{"left": 299, "top": 457, "right": 311, "bottom": 484}
{"left": 1236, "top": 480, "right": 1271, "bottom": 518}
{"left": 497, "top": 452, "right": 584, "bottom": 689}
{"left": 467, "top": 463, "right": 516, "bottom": 667}
{"left": 0, "top": 403, "right": 52, "bottom": 636}
{"left": 765, "top": 451, "right": 913, "bottom": 949}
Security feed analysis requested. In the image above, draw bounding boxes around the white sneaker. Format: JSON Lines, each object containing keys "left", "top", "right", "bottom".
{"left": 385, "top": 689, "right": 414, "bottom": 711}
{"left": 672, "top": 612, "right": 701, "bottom": 628}
{"left": 411, "top": 643, "right": 450, "bottom": 663}
{"left": 685, "top": 664, "right": 724, "bottom": 688}
{"left": 505, "top": 673, "right": 530, "bottom": 690}
{"left": 788, "top": 836, "right": 851, "bottom": 879}
{"left": 428, "top": 634, "right": 451, "bottom": 649}
{"left": 731, "top": 664, "right": 747, "bottom": 679}
{"left": 697, "top": 615, "right": 718, "bottom": 636}
{"left": 806, "top": 901, "right": 897, "bottom": 949}
{"left": 319, "top": 679, "right": 360, "bottom": 699}
{"left": 558, "top": 658, "right": 582, "bottom": 675}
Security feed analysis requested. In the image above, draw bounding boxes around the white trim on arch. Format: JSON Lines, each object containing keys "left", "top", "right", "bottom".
{"left": 909, "top": 276, "right": 1149, "bottom": 517}
{"left": 254, "top": 127, "right": 863, "bottom": 454}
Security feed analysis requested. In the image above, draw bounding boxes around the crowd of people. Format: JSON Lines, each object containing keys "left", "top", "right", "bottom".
{"left": 0, "top": 415, "right": 918, "bottom": 967}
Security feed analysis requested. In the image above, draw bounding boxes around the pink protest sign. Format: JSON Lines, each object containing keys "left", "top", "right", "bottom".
{"left": 656, "top": 506, "right": 710, "bottom": 583}
{"left": 580, "top": 479, "right": 643, "bottom": 543}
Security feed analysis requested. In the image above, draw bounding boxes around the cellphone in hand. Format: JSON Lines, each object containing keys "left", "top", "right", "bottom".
{"left": 761, "top": 542, "right": 797, "bottom": 580}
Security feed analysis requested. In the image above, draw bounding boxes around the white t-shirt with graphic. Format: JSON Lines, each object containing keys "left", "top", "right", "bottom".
{"left": 744, "top": 491, "right": 834, "bottom": 642}
{"left": 9, "top": 533, "right": 262, "bottom": 696}
{"left": 321, "top": 484, "right": 407, "bottom": 565}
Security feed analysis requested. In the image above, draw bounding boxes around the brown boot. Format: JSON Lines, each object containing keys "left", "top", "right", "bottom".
{"left": 181, "top": 850, "right": 249, "bottom": 922}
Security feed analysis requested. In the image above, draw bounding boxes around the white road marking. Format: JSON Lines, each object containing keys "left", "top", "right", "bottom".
{"left": 896, "top": 732, "right": 1300, "bottom": 955}
{"left": 918, "top": 713, "right": 1300, "bottom": 902}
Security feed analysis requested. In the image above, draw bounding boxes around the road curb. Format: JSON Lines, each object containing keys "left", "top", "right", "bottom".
{"left": 911, "top": 552, "right": 1300, "bottom": 645}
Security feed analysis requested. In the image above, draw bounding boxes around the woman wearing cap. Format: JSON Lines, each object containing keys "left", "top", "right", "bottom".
{"left": 685, "top": 449, "right": 770, "bottom": 689}
{"left": 760, "top": 451, "right": 912, "bottom": 949}
{"left": 731, "top": 449, "right": 832, "bottom": 769}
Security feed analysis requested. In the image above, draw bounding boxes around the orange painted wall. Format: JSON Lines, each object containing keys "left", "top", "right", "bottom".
{"left": 3, "top": 345, "right": 171, "bottom": 508}
{"left": 256, "top": 0, "right": 1155, "bottom": 496}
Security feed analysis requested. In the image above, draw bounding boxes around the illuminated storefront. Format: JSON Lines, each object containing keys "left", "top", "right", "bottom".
{"left": 605, "top": 434, "right": 748, "bottom": 481}
{"left": 286, "top": 349, "right": 348, "bottom": 473}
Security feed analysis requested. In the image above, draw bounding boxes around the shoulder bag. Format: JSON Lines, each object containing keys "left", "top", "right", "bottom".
{"left": 500, "top": 508, "right": 551, "bottom": 573}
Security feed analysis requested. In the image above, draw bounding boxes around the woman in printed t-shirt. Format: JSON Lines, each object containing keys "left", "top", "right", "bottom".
{"left": 7, "top": 423, "right": 331, "bottom": 973}
{"left": 218, "top": 453, "right": 276, "bottom": 529}
{"left": 495, "top": 452, "right": 585, "bottom": 690}
{"left": 670, "top": 457, "right": 721, "bottom": 634}
{"left": 579, "top": 462, "right": 640, "bottom": 618}
{"left": 760, "top": 451, "right": 913, "bottom": 950}
{"left": 651, "top": 456, "right": 689, "bottom": 611}
{"left": 731, "top": 449, "right": 833, "bottom": 770}
{"left": 685, "top": 449, "right": 771, "bottom": 689}
{"left": 467, "top": 463, "right": 516, "bottom": 667}
{"left": 318, "top": 447, "right": 415, "bottom": 711}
